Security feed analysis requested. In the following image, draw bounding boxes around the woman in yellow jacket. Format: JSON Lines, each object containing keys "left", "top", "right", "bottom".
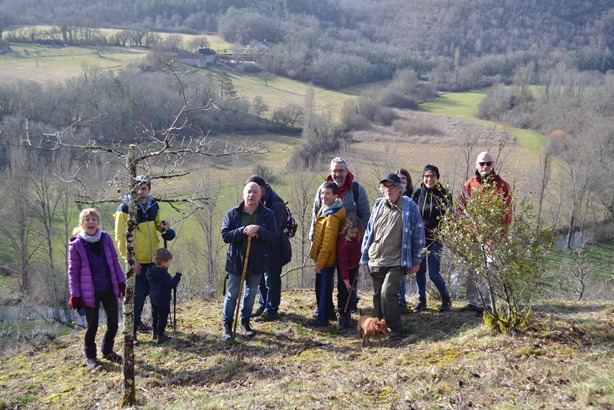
{"left": 308, "top": 181, "right": 346, "bottom": 327}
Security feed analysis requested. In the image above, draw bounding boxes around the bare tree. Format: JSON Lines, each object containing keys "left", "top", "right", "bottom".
{"left": 0, "top": 144, "right": 40, "bottom": 296}
{"left": 16, "top": 64, "right": 255, "bottom": 407}
{"left": 193, "top": 172, "right": 224, "bottom": 295}
{"left": 287, "top": 172, "right": 319, "bottom": 288}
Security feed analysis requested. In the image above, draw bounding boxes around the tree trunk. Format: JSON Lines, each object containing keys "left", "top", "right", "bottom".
{"left": 120, "top": 150, "right": 138, "bottom": 407}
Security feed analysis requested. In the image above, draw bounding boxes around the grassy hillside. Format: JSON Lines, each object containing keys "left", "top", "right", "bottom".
{"left": 1, "top": 292, "right": 612, "bottom": 409}
{"left": 420, "top": 90, "right": 544, "bottom": 154}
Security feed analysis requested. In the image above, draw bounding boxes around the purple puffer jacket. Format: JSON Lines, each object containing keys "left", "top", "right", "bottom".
{"left": 67, "top": 230, "right": 126, "bottom": 308}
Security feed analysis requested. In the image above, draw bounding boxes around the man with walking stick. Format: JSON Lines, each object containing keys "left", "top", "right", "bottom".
{"left": 221, "top": 182, "right": 277, "bottom": 341}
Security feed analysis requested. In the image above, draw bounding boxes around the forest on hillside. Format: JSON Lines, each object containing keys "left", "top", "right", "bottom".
{"left": 1, "top": 0, "right": 612, "bottom": 89}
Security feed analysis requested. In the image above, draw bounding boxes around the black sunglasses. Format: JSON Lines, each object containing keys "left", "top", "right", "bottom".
{"left": 478, "top": 161, "right": 493, "bottom": 166}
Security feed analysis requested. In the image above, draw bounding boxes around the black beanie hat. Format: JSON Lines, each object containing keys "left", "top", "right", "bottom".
{"left": 423, "top": 164, "right": 440, "bottom": 179}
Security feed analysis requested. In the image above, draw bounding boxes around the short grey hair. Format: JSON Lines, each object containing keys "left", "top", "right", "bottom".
{"left": 378, "top": 181, "right": 404, "bottom": 195}
{"left": 330, "top": 157, "right": 348, "bottom": 170}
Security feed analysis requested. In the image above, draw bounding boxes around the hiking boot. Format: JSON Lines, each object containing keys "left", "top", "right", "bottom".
{"left": 306, "top": 318, "right": 329, "bottom": 327}
{"left": 399, "top": 304, "right": 411, "bottom": 314}
{"left": 103, "top": 351, "right": 123, "bottom": 364}
{"left": 312, "top": 308, "right": 335, "bottom": 321}
{"left": 389, "top": 328, "right": 403, "bottom": 340}
{"left": 86, "top": 358, "right": 101, "bottom": 369}
{"left": 413, "top": 298, "right": 427, "bottom": 313}
{"left": 254, "top": 311, "right": 279, "bottom": 322}
{"left": 157, "top": 335, "right": 171, "bottom": 345}
{"left": 343, "top": 313, "right": 354, "bottom": 329}
{"left": 439, "top": 296, "right": 452, "bottom": 312}
{"left": 222, "top": 322, "right": 233, "bottom": 341}
{"left": 336, "top": 315, "right": 345, "bottom": 330}
{"left": 152, "top": 332, "right": 158, "bottom": 342}
{"left": 241, "top": 319, "right": 256, "bottom": 338}
{"left": 253, "top": 307, "right": 264, "bottom": 317}
{"left": 136, "top": 322, "right": 152, "bottom": 333}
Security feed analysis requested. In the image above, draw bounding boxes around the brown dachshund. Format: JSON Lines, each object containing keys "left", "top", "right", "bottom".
{"left": 357, "top": 314, "right": 389, "bottom": 346}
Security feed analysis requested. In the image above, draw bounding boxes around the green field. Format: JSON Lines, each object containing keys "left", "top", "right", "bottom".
{"left": 420, "top": 89, "right": 544, "bottom": 154}
{"left": 0, "top": 44, "right": 146, "bottom": 83}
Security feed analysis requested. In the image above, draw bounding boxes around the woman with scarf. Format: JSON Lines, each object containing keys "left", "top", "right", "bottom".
{"left": 411, "top": 165, "right": 452, "bottom": 313}
{"left": 68, "top": 208, "right": 126, "bottom": 369}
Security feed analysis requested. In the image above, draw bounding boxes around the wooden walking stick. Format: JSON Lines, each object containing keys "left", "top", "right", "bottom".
{"left": 163, "top": 235, "right": 177, "bottom": 332}
{"left": 343, "top": 269, "right": 360, "bottom": 314}
{"left": 233, "top": 236, "right": 252, "bottom": 338}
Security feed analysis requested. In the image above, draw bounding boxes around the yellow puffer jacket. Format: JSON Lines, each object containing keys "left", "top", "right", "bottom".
{"left": 114, "top": 198, "right": 174, "bottom": 264}
{"left": 310, "top": 201, "right": 346, "bottom": 270}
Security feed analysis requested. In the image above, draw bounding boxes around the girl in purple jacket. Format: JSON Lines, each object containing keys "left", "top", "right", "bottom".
{"left": 67, "top": 208, "right": 126, "bottom": 369}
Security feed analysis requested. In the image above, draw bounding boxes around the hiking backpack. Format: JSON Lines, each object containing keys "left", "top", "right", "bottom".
{"left": 283, "top": 202, "right": 298, "bottom": 238}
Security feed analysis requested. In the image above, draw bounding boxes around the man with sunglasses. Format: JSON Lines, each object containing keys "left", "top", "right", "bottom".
{"left": 457, "top": 151, "right": 512, "bottom": 313}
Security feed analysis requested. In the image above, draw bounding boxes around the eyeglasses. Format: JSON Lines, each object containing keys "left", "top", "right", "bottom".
{"left": 383, "top": 184, "right": 397, "bottom": 189}
{"left": 478, "top": 161, "right": 493, "bottom": 166}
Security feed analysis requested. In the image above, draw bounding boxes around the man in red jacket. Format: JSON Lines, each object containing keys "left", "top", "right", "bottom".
{"left": 457, "top": 151, "right": 512, "bottom": 313}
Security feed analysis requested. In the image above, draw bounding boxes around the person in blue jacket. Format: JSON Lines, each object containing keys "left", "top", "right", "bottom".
{"left": 246, "top": 175, "right": 292, "bottom": 323}
{"left": 360, "top": 173, "right": 425, "bottom": 340}
{"left": 221, "top": 182, "right": 277, "bottom": 341}
{"left": 146, "top": 248, "right": 181, "bottom": 344}
{"left": 114, "top": 175, "right": 176, "bottom": 342}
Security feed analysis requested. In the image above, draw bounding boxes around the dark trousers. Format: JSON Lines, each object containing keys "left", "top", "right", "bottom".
{"left": 370, "top": 266, "right": 404, "bottom": 331}
{"left": 151, "top": 304, "right": 171, "bottom": 337}
{"left": 337, "top": 267, "right": 358, "bottom": 314}
{"left": 84, "top": 288, "right": 119, "bottom": 357}
{"left": 315, "top": 265, "right": 336, "bottom": 321}
{"left": 258, "top": 265, "right": 282, "bottom": 313}
{"left": 134, "top": 262, "right": 152, "bottom": 331}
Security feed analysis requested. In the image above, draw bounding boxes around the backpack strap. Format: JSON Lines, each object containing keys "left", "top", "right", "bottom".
{"left": 352, "top": 181, "right": 359, "bottom": 203}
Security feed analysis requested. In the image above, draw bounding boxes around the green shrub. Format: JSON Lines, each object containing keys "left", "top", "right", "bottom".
{"left": 438, "top": 186, "right": 553, "bottom": 333}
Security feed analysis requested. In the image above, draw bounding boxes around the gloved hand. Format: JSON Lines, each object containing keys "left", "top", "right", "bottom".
{"left": 175, "top": 271, "right": 182, "bottom": 277}
{"left": 68, "top": 296, "right": 82, "bottom": 311}
{"left": 118, "top": 282, "right": 126, "bottom": 298}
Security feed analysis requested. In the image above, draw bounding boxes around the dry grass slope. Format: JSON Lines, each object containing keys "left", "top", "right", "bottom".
{"left": 1, "top": 291, "right": 612, "bottom": 409}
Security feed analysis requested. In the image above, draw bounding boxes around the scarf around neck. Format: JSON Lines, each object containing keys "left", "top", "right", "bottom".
{"left": 79, "top": 229, "right": 103, "bottom": 243}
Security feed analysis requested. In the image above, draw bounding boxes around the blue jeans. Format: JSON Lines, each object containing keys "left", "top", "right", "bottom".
{"left": 315, "top": 265, "right": 336, "bottom": 321}
{"left": 399, "top": 276, "right": 408, "bottom": 307}
{"left": 223, "top": 273, "right": 262, "bottom": 324}
{"left": 415, "top": 242, "right": 449, "bottom": 300}
{"left": 258, "top": 266, "right": 282, "bottom": 313}
{"left": 134, "top": 263, "right": 152, "bottom": 330}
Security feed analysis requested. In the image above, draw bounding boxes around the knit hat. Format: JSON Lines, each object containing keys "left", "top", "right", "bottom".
{"left": 422, "top": 164, "right": 440, "bottom": 179}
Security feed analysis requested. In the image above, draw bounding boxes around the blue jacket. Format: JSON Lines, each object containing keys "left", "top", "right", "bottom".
{"left": 146, "top": 265, "right": 181, "bottom": 306}
{"left": 360, "top": 196, "right": 426, "bottom": 268}
{"left": 221, "top": 202, "right": 277, "bottom": 276}
{"left": 262, "top": 185, "right": 292, "bottom": 268}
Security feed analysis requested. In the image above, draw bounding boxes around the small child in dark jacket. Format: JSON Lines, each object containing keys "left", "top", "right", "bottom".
{"left": 146, "top": 248, "right": 181, "bottom": 343}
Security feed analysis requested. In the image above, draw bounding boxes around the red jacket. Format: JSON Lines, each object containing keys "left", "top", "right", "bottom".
{"left": 458, "top": 171, "right": 512, "bottom": 225}
{"left": 337, "top": 235, "right": 362, "bottom": 283}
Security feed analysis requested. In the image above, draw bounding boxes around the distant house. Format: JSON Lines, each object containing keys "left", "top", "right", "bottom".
{"left": 198, "top": 48, "right": 218, "bottom": 65}
{"left": 175, "top": 51, "right": 209, "bottom": 68}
